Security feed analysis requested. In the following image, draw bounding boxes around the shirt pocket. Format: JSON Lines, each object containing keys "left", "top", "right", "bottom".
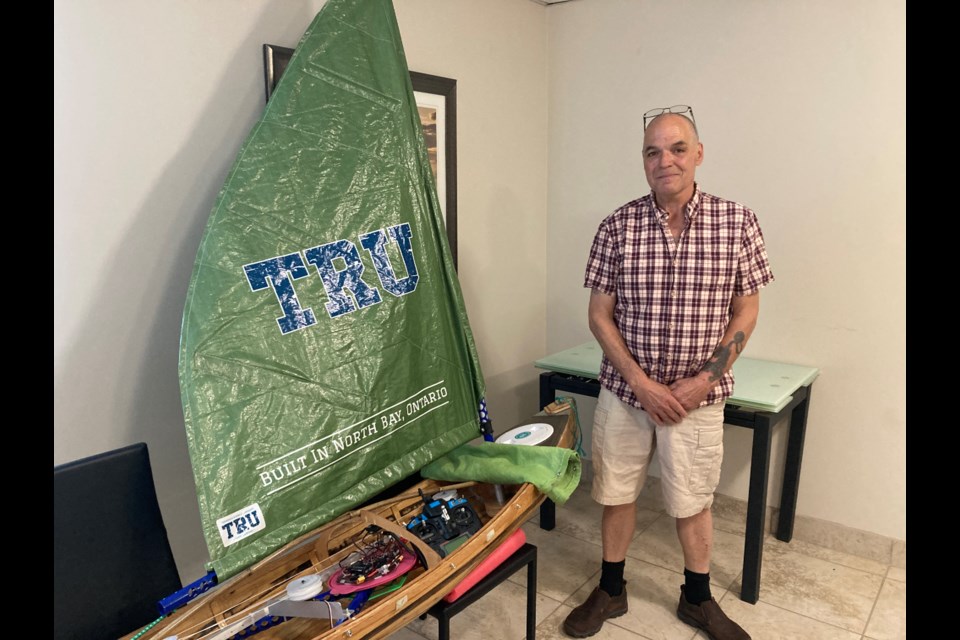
{"left": 592, "top": 405, "right": 609, "bottom": 461}
{"left": 692, "top": 253, "right": 734, "bottom": 310}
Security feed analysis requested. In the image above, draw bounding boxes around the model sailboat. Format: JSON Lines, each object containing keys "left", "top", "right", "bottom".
{"left": 134, "top": 1, "right": 578, "bottom": 638}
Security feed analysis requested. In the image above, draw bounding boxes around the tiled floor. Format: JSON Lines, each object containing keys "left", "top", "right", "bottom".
{"left": 388, "top": 481, "right": 906, "bottom": 640}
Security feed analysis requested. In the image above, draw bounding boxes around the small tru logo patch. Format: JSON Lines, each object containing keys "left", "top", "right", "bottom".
{"left": 216, "top": 503, "right": 265, "bottom": 547}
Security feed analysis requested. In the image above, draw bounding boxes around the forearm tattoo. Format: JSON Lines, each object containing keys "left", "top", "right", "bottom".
{"left": 704, "top": 331, "right": 746, "bottom": 382}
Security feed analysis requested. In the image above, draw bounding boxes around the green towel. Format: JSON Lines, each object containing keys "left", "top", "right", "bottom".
{"left": 421, "top": 443, "right": 581, "bottom": 505}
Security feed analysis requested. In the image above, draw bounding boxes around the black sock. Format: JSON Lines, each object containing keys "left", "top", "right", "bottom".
{"left": 599, "top": 560, "right": 625, "bottom": 596}
{"left": 683, "top": 568, "right": 711, "bottom": 604}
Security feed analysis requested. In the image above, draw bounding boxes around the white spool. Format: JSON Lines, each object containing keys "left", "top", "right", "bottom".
{"left": 286, "top": 574, "right": 325, "bottom": 601}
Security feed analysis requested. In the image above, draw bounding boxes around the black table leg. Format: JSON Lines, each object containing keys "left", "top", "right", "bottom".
{"left": 777, "top": 385, "right": 811, "bottom": 543}
{"left": 540, "top": 499, "right": 556, "bottom": 531}
{"left": 539, "top": 373, "right": 556, "bottom": 412}
{"left": 527, "top": 552, "right": 538, "bottom": 640}
{"left": 539, "top": 373, "right": 558, "bottom": 530}
{"left": 740, "top": 414, "right": 772, "bottom": 604}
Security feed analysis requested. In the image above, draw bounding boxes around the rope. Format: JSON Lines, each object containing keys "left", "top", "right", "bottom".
{"left": 554, "top": 395, "right": 586, "bottom": 458}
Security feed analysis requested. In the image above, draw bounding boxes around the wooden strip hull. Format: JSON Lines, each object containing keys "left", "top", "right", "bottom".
{"left": 128, "top": 409, "right": 573, "bottom": 640}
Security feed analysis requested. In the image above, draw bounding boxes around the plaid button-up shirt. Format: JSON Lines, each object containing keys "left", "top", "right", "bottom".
{"left": 584, "top": 185, "right": 774, "bottom": 409}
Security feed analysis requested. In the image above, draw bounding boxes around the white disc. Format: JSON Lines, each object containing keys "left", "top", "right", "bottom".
{"left": 495, "top": 422, "right": 554, "bottom": 446}
{"left": 286, "top": 574, "right": 325, "bottom": 601}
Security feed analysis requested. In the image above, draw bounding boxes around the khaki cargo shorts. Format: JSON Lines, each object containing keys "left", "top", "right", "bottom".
{"left": 591, "top": 388, "right": 725, "bottom": 519}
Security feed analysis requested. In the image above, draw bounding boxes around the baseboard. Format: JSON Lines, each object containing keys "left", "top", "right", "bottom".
{"left": 712, "top": 492, "right": 904, "bottom": 568}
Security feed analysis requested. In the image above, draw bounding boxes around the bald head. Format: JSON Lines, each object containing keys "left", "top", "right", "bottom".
{"left": 644, "top": 112, "right": 699, "bottom": 142}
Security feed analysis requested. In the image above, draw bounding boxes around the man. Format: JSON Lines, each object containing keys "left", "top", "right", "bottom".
{"left": 562, "top": 107, "right": 773, "bottom": 640}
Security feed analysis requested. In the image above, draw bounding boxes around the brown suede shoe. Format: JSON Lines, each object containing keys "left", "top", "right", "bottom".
{"left": 676, "top": 586, "right": 751, "bottom": 640}
{"left": 562, "top": 581, "right": 628, "bottom": 638}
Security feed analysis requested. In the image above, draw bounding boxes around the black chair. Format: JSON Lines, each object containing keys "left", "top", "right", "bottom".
{"left": 54, "top": 442, "right": 181, "bottom": 640}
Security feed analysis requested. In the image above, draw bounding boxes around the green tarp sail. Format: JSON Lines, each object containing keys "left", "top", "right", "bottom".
{"left": 178, "top": 0, "right": 484, "bottom": 580}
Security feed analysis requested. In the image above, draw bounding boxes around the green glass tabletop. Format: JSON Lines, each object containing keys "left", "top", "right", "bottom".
{"left": 535, "top": 341, "right": 819, "bottom": 413}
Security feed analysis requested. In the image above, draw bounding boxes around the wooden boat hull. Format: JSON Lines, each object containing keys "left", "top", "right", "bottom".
{"left": 130, "top": 408, "right": 574, "bottom": 640}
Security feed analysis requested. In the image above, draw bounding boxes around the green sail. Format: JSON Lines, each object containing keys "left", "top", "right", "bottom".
{"left": 178, "top": 0, "right": 484, "bottom": 580}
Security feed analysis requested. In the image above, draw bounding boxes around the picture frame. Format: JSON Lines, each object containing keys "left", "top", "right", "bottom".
{"left": 263, "top": 45, "right": 458, "bottom": 268}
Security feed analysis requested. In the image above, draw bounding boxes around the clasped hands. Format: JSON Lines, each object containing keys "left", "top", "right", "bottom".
{"left": 632, "top": 374, "right": 714, "bottom": 426}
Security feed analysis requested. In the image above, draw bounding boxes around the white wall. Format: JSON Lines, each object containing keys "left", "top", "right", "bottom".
{"left": 546, "top": 0, "right": 905, "bottom": 539}
{"left": 54, "top": 0, "right": 547, "bottom": 582}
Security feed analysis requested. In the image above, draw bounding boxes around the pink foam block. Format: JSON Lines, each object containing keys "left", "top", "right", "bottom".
{"left": 442, "top": 528, "right": 527, "bottom": 603}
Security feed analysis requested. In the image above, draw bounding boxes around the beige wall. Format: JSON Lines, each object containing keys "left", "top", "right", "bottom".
{"left": 54, "top": 0, "right": 547, "bottom": 581}
{"left": 546, "top": 0, "right": 905, "bottom": 540}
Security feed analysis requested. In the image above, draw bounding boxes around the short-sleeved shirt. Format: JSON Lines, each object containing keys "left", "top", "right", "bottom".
{"left": 583, "top": 184, "right": 774, "bottom": 409}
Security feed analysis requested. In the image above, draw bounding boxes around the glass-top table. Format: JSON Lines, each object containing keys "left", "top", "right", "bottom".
{"left": 534, "top": 340, "right": 820, "bottom": 604}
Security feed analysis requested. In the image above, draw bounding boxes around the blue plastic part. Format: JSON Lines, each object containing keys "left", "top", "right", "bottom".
{"left": 344, "top": 590, "right": 372, "bottom": 621}
{"left": 158, "top": 571, "right": 218, "bottom": 615}
{"left": 227, "top": 612, "right": 285, "bottom": 639}
{"left": 479, "top": 398, "right": 494, "bottom": 442}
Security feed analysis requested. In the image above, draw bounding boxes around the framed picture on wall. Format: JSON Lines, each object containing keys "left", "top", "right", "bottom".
{"left": 263, "top": 45, "right": 458, "bottom": 268}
